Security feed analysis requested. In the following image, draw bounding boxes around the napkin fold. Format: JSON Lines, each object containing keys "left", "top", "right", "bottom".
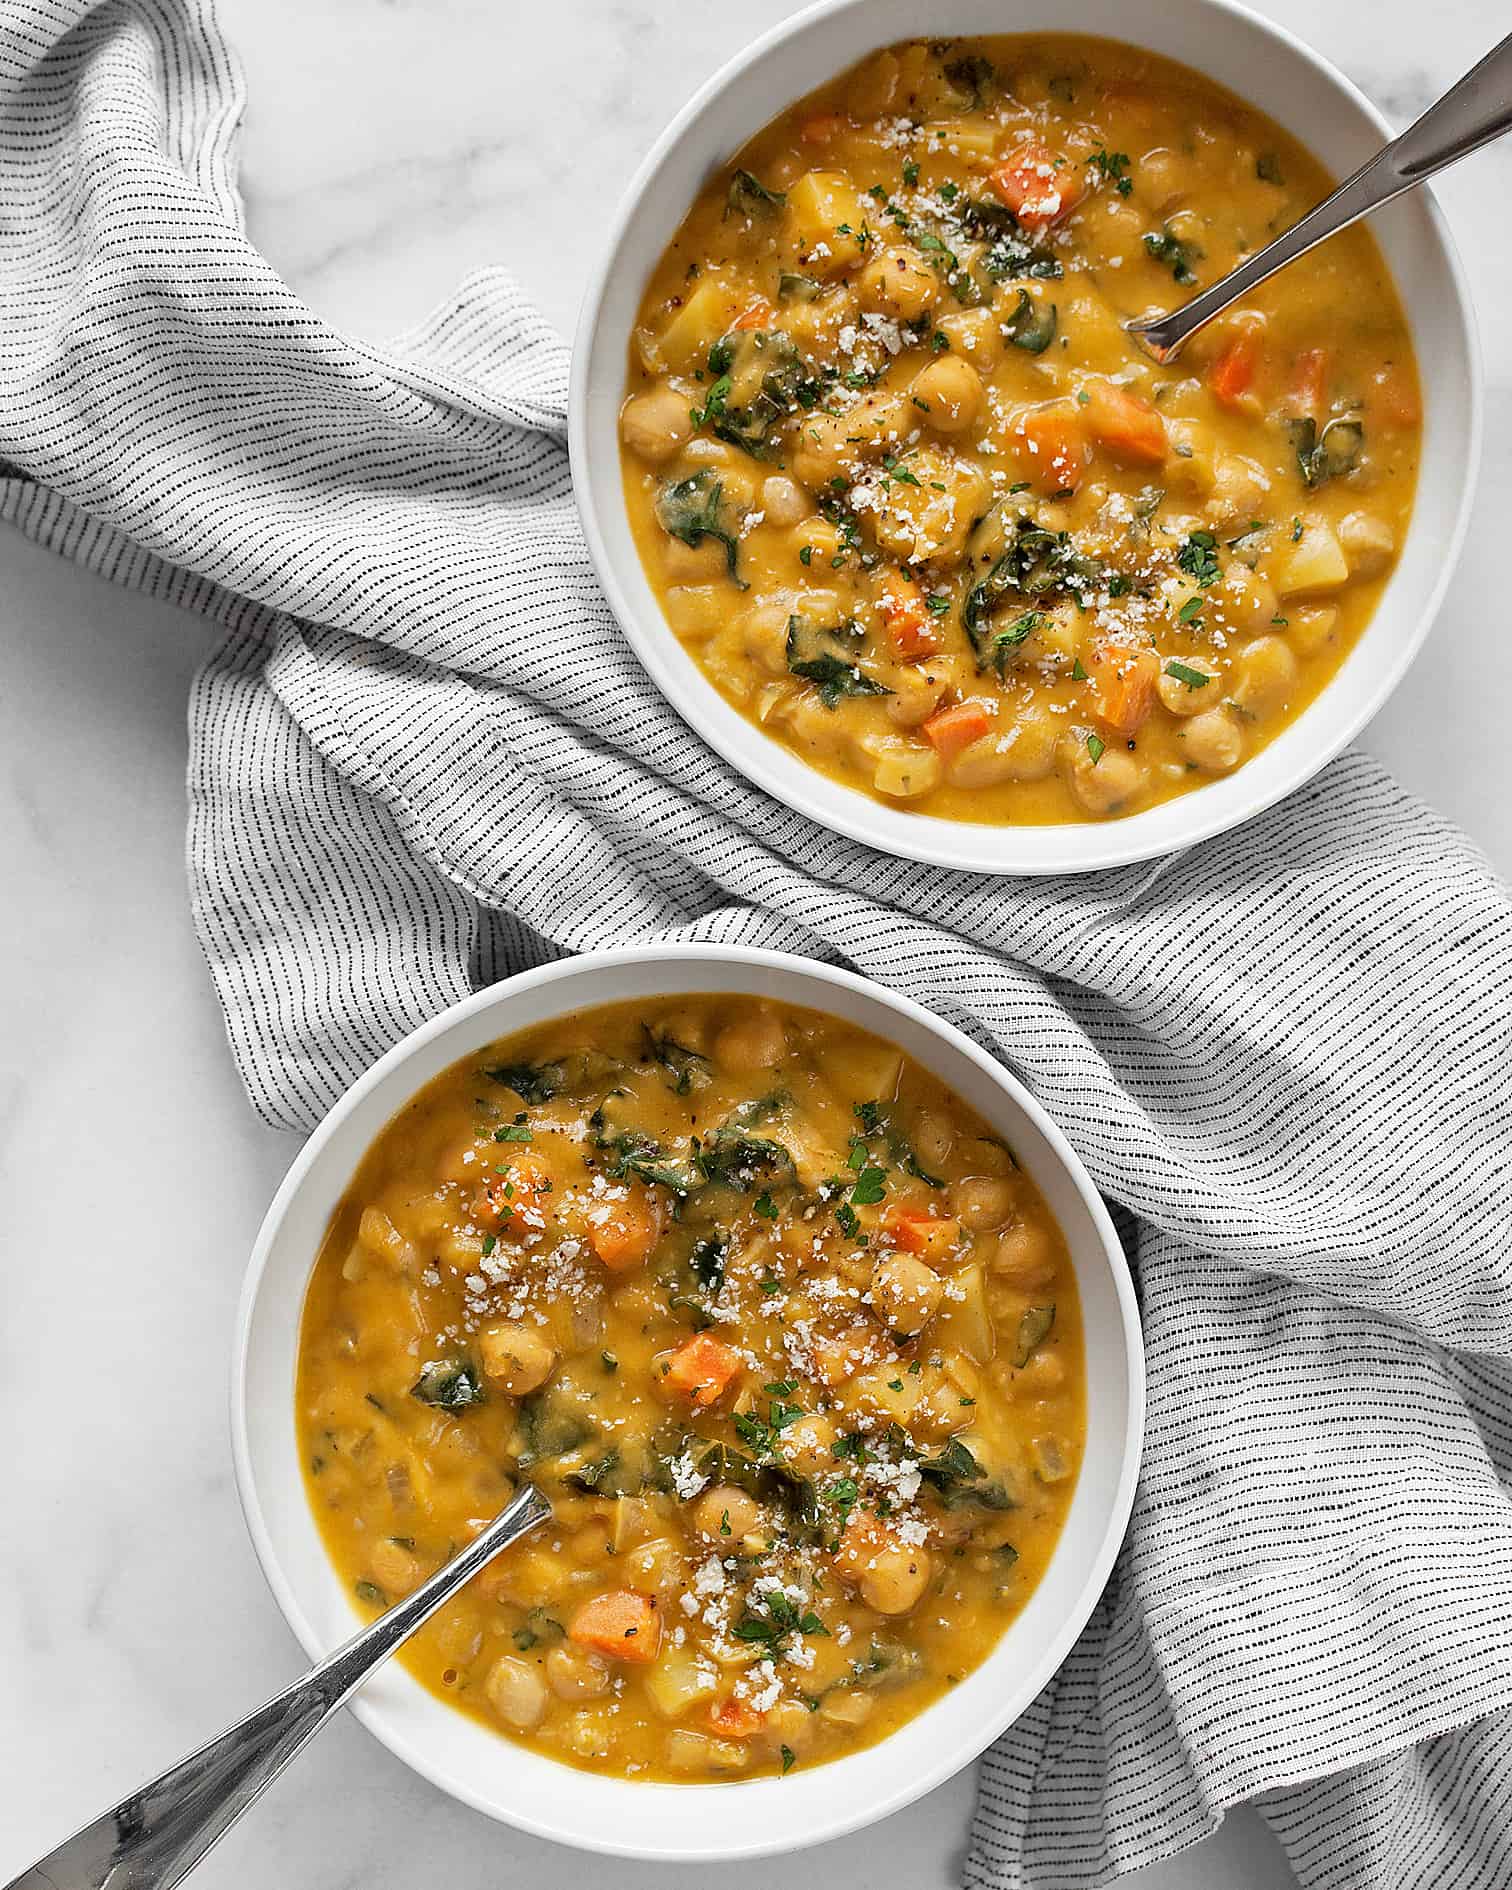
{"left": 5, "top": 3, "right": 1512, "bottom": 1885}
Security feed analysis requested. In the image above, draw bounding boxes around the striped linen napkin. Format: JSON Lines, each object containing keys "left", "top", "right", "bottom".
{"left": 6, "top": 3, "right": 1512, "bottom": 1885}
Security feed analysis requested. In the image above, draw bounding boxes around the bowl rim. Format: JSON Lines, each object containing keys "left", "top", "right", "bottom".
{"left": 568, "top": 0, "right": 1483, "bottom": 877}
{"left": 230, "top": 943, "right": 1145, "bottom": 1859}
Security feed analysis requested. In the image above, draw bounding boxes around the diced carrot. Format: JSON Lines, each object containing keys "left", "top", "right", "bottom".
{"left": 922, "top": 700, "right": 993, "bottom": 760}
{"left": 885, "top": 1207, "right": 960, "bottom": 1260}
{"left": 569, "top": 1589, "right": 662, "bottom": 1664}
{"left": 1373, "top": 361, "right": 1421, "bottom": 428}
{"left": 989, "top": 139, "right": 1081, "bottom": 228}
{"left": 589, "top": 1178, "right": 663, "bottom": 1273}
{"left": 1012, "top": 402, "right": 1089, "bottom": 493}
{"left": 663, "top": 1333, "right": 743, "bottom": 1408}
{"left": 801, "top": 111, "right": 847, "bottom": 144}
{"left": 1290, "top": 347, "right": 1330, "bottom": 420}
{"left": 731, "top": 298, "right": 774, "bottom": 332}
{"left": 1081, "top": 382, "right": 1168, "bottom": 465}
{"left": 478, "top": 1157, "right": 552, "bottom": 1231}
{"left": 877, "top": 571, "right": 941, "bottom": 661}
{"left": 1089, "top": 643, "right": 1160, "bottom": 734}
{"left": 708, "top": 1696, "right": 765, "bottom": 1738}
{"left": 1209, "top": 320, "right": 1263, "bottom": 409}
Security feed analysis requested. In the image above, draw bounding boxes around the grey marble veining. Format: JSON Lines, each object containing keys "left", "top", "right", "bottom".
{"left": 2, "top": 3, "right": 1509, "bottom": 1886}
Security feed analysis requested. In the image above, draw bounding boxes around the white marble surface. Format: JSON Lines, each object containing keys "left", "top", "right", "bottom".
{"left": 2, "top": 1, "right": 1509, "bottom": 1884}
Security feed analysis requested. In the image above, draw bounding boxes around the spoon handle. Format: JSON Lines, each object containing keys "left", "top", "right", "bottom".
{"left": 4, "top": 1484, "right": 551, "bottom": 1890}
{"left": 1132, "top": 29, "right": 1512, "bottom": 358}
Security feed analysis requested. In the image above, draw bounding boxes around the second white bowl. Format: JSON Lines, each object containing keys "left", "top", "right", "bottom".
{"left": 232, "top": 945, "right": 1143, "bottom": 1859}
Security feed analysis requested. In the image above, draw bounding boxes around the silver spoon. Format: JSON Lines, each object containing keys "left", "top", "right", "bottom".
{"left": 4, "top": 1482, "right": 552, "bottom": 1890}
{"left": 1129, "top": 30, "right": 1512, "bottom": 361}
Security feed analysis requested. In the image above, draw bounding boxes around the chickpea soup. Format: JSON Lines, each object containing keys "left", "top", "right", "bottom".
{"left": 619, "top": 35, "right": 1420, "bottom": 823}
{"left": 297, "top": 995, "right": 1083, "bottom": 1781}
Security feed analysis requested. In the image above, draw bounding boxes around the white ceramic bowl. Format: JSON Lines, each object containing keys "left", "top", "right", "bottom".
{"left": 233, "top": 945, "right": 1143, "bottom": 1859}
{"left": 571, "top": 0, "right": 1480, "bottom": 876}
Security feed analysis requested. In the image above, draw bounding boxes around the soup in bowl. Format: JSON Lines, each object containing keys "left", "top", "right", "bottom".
{"left": 618, "top": 32, "right": 1420, "bottom": 827}
{"left": 234, "top": 947, "right": 1141, "bottom": 1856}
{"left": 571, "top": 0, "right": 1476, "bottom": 877}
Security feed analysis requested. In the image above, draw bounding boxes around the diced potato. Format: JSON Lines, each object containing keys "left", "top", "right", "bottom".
{"left": 932, "top": 1262, "right": 995, "bottom": 1363}
{"left": 935, "top": 307, "right": 1002, "bottom": 370}
{"left": 655, "top": 276, "right": 750, "bottom": 374}
{"left": 645, "top": 1649, "right": 721, "bottom": 1719}
{"left": 873, "top": 744, "right": 944, "bottom": 800}
{"left": 785, "top": 171, "right": 869, "bottom": 277}
{"left": 868, "top": 448, "right": 991, "bottom": 564}
{"left": 1338, "top": 509, "right": 1396, "bottom": 578}
{"left": 1275, "top": 521, "right": 1349, "bottom": 595}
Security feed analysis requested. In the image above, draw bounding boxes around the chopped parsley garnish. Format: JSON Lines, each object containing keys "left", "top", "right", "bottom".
{"left": 1177, "top": 595, "right": 1205, "bottom": 625}
{"left": 1087, "top": 147, "right": 1133, "bottom": 196}
{"left": 1086, "top": 734, "right": 1106, "bottom": 764}
{"left": 850, "top": 1164, "right": 887, "bottom": 1207}
{"left": 902, "top": 159, "right": 920, "bottom": 186}
{"left": 754, "top": 1190, "right": 779, "bottom": 1220}
{"left": 1176, "top": 530, "right": 1221, "bottom": 587}
{"left": 1164, "top": 659, "right": 1211, "bottom": 690}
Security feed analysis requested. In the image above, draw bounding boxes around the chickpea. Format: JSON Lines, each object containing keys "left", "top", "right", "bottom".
{"left": 1156, "top": 656, "right": 1219, "bottom": 715}
{"left": 1338, "top": 509, "right": 1396, "bottom": 578}
{"left": 478, "top": 1321, "right": 556, "bottom": 1395}
{"left": 692, "top": 1485, "right": 762, "bottom": 1543}
{"left": 860, "top": 1543, "right": 932, "bottom": 1616}
{"left": 662, "top": 535, "right": 731, "bottom": 583}
{"left": 886, "top": 665, "right": 948, "bottom": 728}
{"left": 857, "top": 243, "right": 940, "bottom": 322}
{"left": 912, "top": 1110, "right": 954, "bottom": 1171}
{"left": 1136, "top": 145, "right": 1186, "bottom": 212}
{"left": 1289, "top": 604, "right": 1339, "bottom": 656}
{"left": 713, "top": 1006, "right": 787, "bottom": 1072}
{"left": 741, "top": 601, "right": 794, "bottom": 677}
{"left": 934, "top": 307, "right": 1001, "bottom": 370}
{"left": 1205, "top": 453, "right": 1271, "bottom": 530}
{"left": 950, "top": 1174, "right": 1017, "bottom": 1231}
{"left": 1180, "top": 706, "right": 1245, "bottom": 772}
{"left": 790, "top": 410, "right": 858, "bottom": 489}
{"left": 546, "top": 1643, "right": 612, "bottom": 1702}
{"left": 619, "top": 384, "right": 693, "bottom": 465}
{"left": 760, "top": 1698, "right": 818, "bottom": 1757}
{"left": 947, "top": 722, "right": 1056, "bottom": 788}
{"left": 910, "top": 354, "right": 983, "bottom": 435}
{"left": 760, "top": 473, "right": 810, "bottom": 528}
{"left": 434, "top": 1610, "right": 483, "bottom": 1667}
{"left": 1216, "top": 562, "right": 1281, "bottom": 635}
{"left": 781, "top": 1410, "right": 838, "bottom": 1475}
{"left": 870, "top": 1252, "right": 943, "bottom": 1336}
{"left": 369, "top": 1536, "right": 424, "bottom": 1597}
{"left": 1065, "top": 744, "right": 1146, "bottom": 816}
{"left": 485, "top": 1654, "right": 549, "bottom": 1730}
{"left": 820, "top": 1688, "right": 875, "bottom": 1728}
{"left": 990, "top": 1221, "right": 1057, "bottom": 1288}
{"left": 1230, "top": 636, "right": 1298, "bottom": 719}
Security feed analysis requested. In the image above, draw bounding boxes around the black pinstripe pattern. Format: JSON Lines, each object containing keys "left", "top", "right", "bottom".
{"left": 3, "top": 4, "right": 1511, "bottom": 1885}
